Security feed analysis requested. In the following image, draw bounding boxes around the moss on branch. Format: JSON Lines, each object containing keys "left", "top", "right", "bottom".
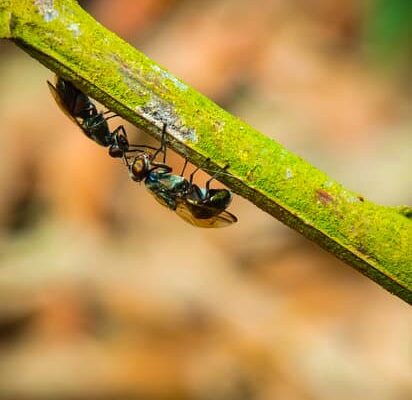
{"left": 0, "top": 0, "right": 411, "bottom": 303}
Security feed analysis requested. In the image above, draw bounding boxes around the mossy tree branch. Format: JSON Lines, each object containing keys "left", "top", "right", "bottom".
{"left": 0, "top": 0, "right": 411, "bottom": 303}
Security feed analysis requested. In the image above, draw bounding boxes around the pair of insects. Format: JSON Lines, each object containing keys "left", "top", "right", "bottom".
{"left": 47, "top": 76, "right": 237, "bottom": 228}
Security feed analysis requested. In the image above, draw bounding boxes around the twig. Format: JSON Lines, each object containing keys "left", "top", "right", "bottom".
{"left": 0, "top": 0, "right": 411, "bottom": 303}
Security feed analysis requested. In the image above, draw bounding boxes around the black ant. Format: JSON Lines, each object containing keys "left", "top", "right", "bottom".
{"left": 48, "top": 75, "right": 151, "bottom": 158}
{"left": 127, "top": 124, "right": 237, "bottom": 228}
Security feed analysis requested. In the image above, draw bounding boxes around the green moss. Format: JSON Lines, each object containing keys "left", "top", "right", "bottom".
{"left": 0, "top": 1, "right": 12, "bottom": 38}
{"left": 2, "top": 0, "right": 411, "bottom": 303}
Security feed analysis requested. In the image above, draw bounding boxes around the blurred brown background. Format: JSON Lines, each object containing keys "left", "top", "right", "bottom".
{"left": 0, "top": 0, "right": 411, "bottom": 399}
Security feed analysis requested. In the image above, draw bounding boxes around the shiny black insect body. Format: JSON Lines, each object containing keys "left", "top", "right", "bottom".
{"left": 127, "top": 126, "right": 237, "bottom": 228}
{"left": 47, "top": 76, "right": 132, "bottom": 158}
{"left": 175, "top": 161, "right": 236, "bottom": 226}
{"left": 129, "top": 150, "right": 188, "bottom": 211}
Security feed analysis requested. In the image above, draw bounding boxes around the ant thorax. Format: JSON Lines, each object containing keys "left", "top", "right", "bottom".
{"left": 145, "top": 173, "right": 188, "bottom": 211}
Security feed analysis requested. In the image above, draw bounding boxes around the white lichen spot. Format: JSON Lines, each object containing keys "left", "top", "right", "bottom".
{"left": 136, "top": 97, "right": 197, "bottom": 143}
{"left": 339, "top": 188, "right": 358, "bottom": 203}
{"left": 35, "top": 0, "right": 58, "bottom": 22}
{"left": 285, "top": 168, "right": 293, "bottom": 179}
{"left": 68, "top": 22, "right": 81, "bottom": 37}
{"left": 346, "top": 193, "right": 358, "bottom": 203}
{"left": 151, "top": 65, "right": 188, "bottom": 91}
{"left": 169, "top": 75, "right": 188, "bottom": 91}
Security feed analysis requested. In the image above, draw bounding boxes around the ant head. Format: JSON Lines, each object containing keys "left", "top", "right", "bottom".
{"left": 108, "top": 134, "right": 129, "bottom": 158}
{"left": 108, "top": 144, "right": 124, "bottom": 158}
{"left": 129, "top": 153, "right": 151, "bottom": 182}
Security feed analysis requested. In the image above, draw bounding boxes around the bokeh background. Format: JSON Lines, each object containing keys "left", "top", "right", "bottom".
{"left": 0, "top": 0, "right": 411, "bottom": 399}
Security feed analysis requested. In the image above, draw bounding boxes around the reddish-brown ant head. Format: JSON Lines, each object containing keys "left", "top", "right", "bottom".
{"left": 129, "top": 153, "right": 151, "bottom": 182}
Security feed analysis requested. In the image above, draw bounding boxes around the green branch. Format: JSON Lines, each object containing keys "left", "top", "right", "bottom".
{"left": 0, "top": 0, "right": 411, "bottom": 303}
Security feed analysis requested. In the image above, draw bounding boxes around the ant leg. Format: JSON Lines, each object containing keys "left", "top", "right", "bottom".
{"left": 161, "top": 124, "right": 168, "bottom": 162}
{"left": 108, "top": 125, "right": 129, "bottom": 161}
{"left": 112, "top": 125, "right": 127, "bottom": 137}
{"left": 124, "top": 148, "right": 145, "bottom": 155}
{"left": 205, "top": 163, "right": 229, "bottom": 192}
{"left": 104, "top": 110, "right": 119, "bottom": 117}
{"left": 123, "top": 152, "right": 131, "bottom": 167}
{"left": 160, "top": 123, "right": 168, "bottom": 163}
{"left": 105, "top": 114, "right": 119, "bottom": 121}
{"left": 189, "top": 165, "right": 201, "bottom": 185}
{"left": 111, "top": 125, "right": 128, "bottom": 152}
{"left": 180, "top": 159, "right": 189, "bottom": 177}
{"left": 112, "top": 123, "right": 163, "bottom": 153}
{"left": 122, "top": 155, "right": 128, "bottom": 167}
{"left": 149, "top": 161, "right": 172, "bottom": 174}
{"left": 128, "top": 144, "right": 158, "bottom": 151}
{"left": 82, "top": 102, "right": 97, "bottom": 118}
{"left": 112, "top": 126, "right": 160, "bottom": 153}
{"left": 152, "top": 123, "right": 168, "bottom": 162}
{"left": 119, "top": 125, "right": 127, "bottom": 136}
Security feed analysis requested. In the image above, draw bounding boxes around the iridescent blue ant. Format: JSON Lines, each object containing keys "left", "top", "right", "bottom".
{"left": 127, "top": 125, "right": 237, "bottom": 228}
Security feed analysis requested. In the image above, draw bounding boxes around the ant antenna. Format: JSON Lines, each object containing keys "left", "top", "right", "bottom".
{"left": 103, "top": 110, "right": 118, "bottom": 119}
{"left": 128, "top": 143, "right": 158, "bottom": 151}
{"left": 104, "top": 114, "right": 119, "bottom": 121}
{"left": 180, "top": 159, "right": 189, "bottom": 176}
{"left": 205, "top": 164, "right": 230, "bottom": 191}
{"left": 188, "top": 158, "right": 211, "bottom": 185}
